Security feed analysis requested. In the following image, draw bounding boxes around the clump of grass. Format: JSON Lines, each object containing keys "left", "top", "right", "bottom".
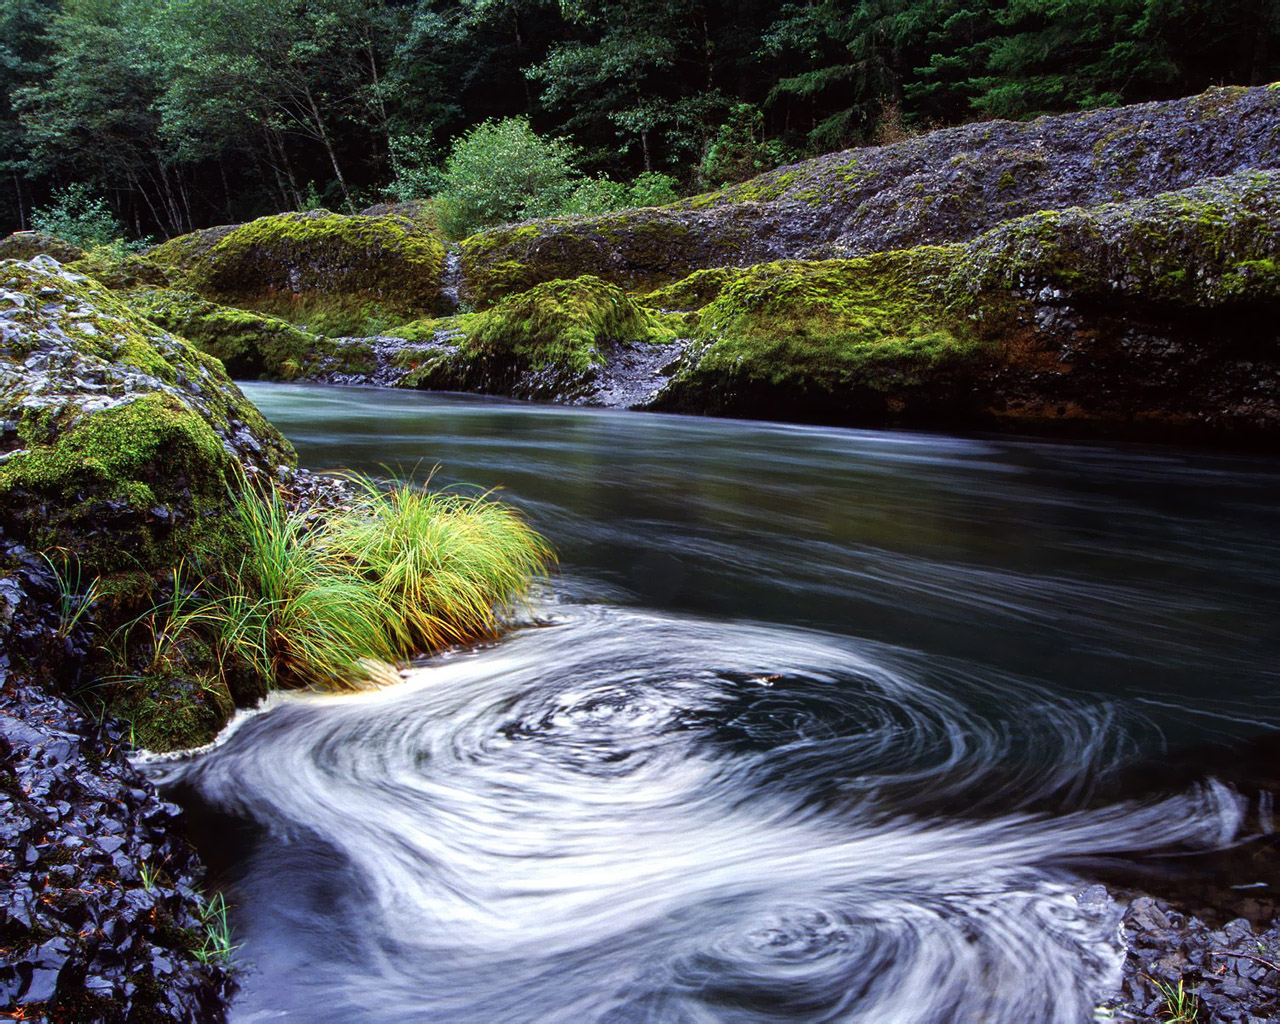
{"left": 195, "top": 474, "right": 553, "bottom": 691}
{"left": 195, "top": 892, "right": 239, "bottom": 966}
{"left": 40, "top": 549, "right": 102, "bottom": 638}
{"left": 1148, "top": 976, "right": 1200, "bottom": 1024}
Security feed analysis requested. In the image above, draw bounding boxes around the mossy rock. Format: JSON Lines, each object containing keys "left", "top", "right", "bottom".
{"left": 653, "top": 169, "right": 1280, "bottom": 431}
{"left": 956, "top": 169, "right": 1280, "bottom": 306}
{"left": 107, "top": 664, "right": 236, "bottom": 752}
{"left": 124, "top": 288, "right": 375, "bottom": 381}
{"left": 458, "top": 206, "right": 766, "bottom": 310}
{"left": 0, "top": 392, "right": 247, "bottom": 577}
{"left": 392, "top": 274, "right": 683, "bottom": 400}
{"left": 183, "top": 210, "right": 447, "bottom": 335}
{"left": 1, "top": 256, "right": 298, "bottom": 746}
{"left": 655, "top": 250, "right": 995, "bottom": 418}
{"left": 147, "top": 224, "right": 238, "bottom": 273}
{"left": 460, "top": 85, "right": 1280, "bottom": 314}
{"left": 67, "top": 245, "right": 172, "bottom": 291}
{"left": 0, "top": 231, "right": 86, "bottom": 263}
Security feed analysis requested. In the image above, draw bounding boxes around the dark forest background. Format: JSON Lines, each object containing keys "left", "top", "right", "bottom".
{"left": 2, "top": 0, "right": 1277, "bottom": 239}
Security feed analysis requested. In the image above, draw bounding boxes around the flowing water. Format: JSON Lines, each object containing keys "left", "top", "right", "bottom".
{"left": 144, "top": 384, "right": 1280, "bottom": 1023}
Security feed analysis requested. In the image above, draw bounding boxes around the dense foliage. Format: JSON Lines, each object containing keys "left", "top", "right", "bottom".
{"left": 2, "top": 0, "right": 1276, "bottom": 238}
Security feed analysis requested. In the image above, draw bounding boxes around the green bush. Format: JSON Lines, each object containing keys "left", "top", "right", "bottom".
{"left": 434, "top": 117, "right": 582, "bottom": 238}
{"left": 30, "top": 183, "right": 124, "bottom": 249}
{"left": 699, "top": 104, "right": 795, "bottom": 186}
{"left": 628, "top": 171, "right": 680, "bottom": 207}
{"left": 562, "top": 176, "right": 631, "bottom": 216}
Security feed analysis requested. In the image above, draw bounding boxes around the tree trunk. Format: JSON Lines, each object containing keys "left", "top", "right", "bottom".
{"left": 304, "top": 86, "right": 352, "bottom": 209}
{"left": 13, "top": 174, "right": 26, "bottom": 230}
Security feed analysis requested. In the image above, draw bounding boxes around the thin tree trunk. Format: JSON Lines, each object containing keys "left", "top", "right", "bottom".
{"left": 304, "top": 85, "right": 352, "bottom": 209}
{"left": 219, "top": 156, "right": 234, "bottom": 219}
{"left": 13, "top": 173, "right": 25, "bottom": 230}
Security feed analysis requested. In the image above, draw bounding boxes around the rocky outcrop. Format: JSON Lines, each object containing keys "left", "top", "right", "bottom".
{"left": 0, "top": 232, "right": 86, "bottom": 265}
{"left": 1, "top": 257, "right": 292, "bottom": 578}
{"left": 0, "top": 257, "right": 282, "bottom": 1021}
{"left": 648, "top": 170, "right": 1280, "bottom": 437}
{"left": 173, "top": 210, "right": 447, "bottom": 336}
{"left": 383, "top": 275, "right": 686, "bottom": 402}
{"left": 458, "top": 85, "right": 1280, "bottom": 307}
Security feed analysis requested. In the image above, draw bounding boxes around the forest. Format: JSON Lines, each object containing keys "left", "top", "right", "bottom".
{"left": 1, "top": 0, "right": 1277, "bottom": 240}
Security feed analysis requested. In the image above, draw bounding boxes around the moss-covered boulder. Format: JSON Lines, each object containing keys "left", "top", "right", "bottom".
{"left": 0, "top": 255, "right": 295, "bottom": 743}
{"left": 66, "top": 244, "right": 173, "bottom": 291}
{"left": 124, "top": 288, "right": 375, "bottom": 381}
{"left": 460, "top": 85, "right": 1280, "bottom": 306}
{"left": 390, "top": 274, "right": 685, "bottom": 401}
{"left": 146, "top": 223, "right": 238, "bottom": 273}
{"left": 0, "top": 231, "right": 86, "bottom": 264}
{"left": 652, "top": 251, "right": 997, "bottom": 421}
{"left": 458, "top": 205, "right": 764, "bottom": 309}
{"left": 179, "top": 210, "right": 447, "bottom": 335}
{"left": 653, "top": 170, "right": 1280, "bottom": 436}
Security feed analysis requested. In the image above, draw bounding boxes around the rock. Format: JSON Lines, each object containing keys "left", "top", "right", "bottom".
{"left": 457, "top": 84, "right": 1280, "bottom": 306}
{"left": 646, "top": 170, "right": 1280, "bottom": 439}
{"left": 172, "top": 209, "right": 448, "bottom": 335}
{"left": 0, "top": 232, "right": 86, "bottom": 264}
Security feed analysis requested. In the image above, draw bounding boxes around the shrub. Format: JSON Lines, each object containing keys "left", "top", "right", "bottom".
{"left": 699, "top": 103, "right": 794, "bottom": 186}
{"left": 562, "top": 176, "right": 631, "bottom": 216}
{"left": 628, "top": 171, "right": 680, "bottom": 207}
{"left": 30, "top": 183, "right": 124, "bottom": 249}
{"left": 434, "top": 117, "right": 582, "bottom": 238}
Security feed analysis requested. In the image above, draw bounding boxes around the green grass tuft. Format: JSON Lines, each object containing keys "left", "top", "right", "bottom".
{"left": 177, "top": 475, "right": 553, "bottom": 693}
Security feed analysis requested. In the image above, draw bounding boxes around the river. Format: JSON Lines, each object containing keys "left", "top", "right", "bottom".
{"left": 144, "top": 383, "right": 1280, "bottom": 1023}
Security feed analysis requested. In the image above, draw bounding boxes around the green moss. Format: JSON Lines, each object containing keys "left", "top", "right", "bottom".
{"left": 459, "top": 210, "right": 735, "bottom": 309}
{"left": 672, "top": 251, "right": 986, "bottom": 397}
{"left": 124, "top": 288, "right": 373, "bottom": 380}
{"left": 108, "top": 666, "right": 235, "bottom": 752}
{"left": 395, "top": 275, "right": 683, "bottom": 397}
{"left": 0, "top": 392, "right": 243, "bottom": 577}
{"left": 186, "top": 210, "right": 447, "bottom": 334}
{"left": 67, "top": 245, "right": 171, "bottom": 290}
{"left": 147, "top": 224, "right": 238, "bottom": 273}
{"left": 466, "top": 274, "right": 677, "bottom": 373}
{"left": 957, "top": 168, "right": 1280, "bottom": 305}
{"left": 641, "top": 267, "right": 737, "bottom": 311}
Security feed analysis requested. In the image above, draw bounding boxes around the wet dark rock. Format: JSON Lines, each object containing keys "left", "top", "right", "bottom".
{"left": 0, "top": 558, "right": 232, "bottom": 1022}
{"left": 1107, "top": 894, "right": 1280, "bottom": 1023}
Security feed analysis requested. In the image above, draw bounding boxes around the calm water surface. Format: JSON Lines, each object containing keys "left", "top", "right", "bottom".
{"left": 146, "top": 384, "right": 1280, "bottom": 1023}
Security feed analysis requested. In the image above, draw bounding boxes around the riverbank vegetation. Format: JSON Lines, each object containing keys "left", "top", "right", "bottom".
{"left": 2, "top": 0, "right": 1276, "bottom": 241}
{"left": 104, "top": 475, "right": 553, "bottom": 750}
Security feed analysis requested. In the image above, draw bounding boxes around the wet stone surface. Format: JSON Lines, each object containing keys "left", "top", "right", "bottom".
{"left": 0, "top": 548, "right": 231, "bottom": 1022}
{"left": 1106, "top": 892, "right": 1280, "bottom": 1023}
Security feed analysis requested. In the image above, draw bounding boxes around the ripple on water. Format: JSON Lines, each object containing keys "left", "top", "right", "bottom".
{"left": 143, "top": 604, "right": 1244, "bottom": 1023}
